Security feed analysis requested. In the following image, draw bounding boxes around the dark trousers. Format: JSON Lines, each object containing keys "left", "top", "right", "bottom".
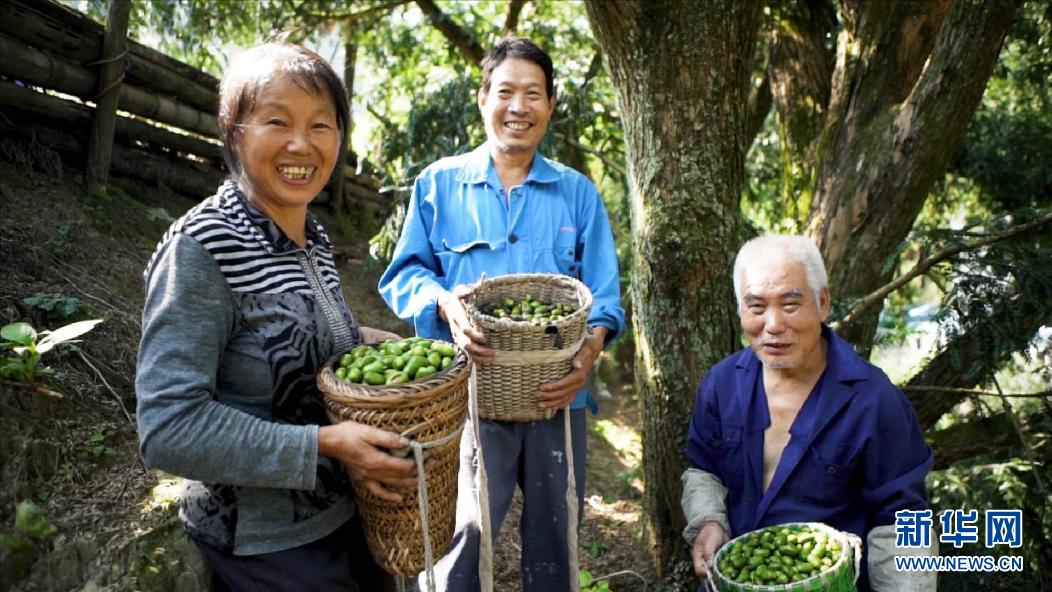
{"left": 423, "top": 408, "right": 588, "bottom": 592}
{"left": 196, "top": 513, "right": 391, "bottom": 592}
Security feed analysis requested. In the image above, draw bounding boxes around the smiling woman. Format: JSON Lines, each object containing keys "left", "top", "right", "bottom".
{"left": 135, "top": 41, "right": 414, "bottom": 591}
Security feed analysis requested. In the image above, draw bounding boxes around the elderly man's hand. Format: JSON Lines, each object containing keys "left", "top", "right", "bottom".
{"left": 692, "top": 521, "right": 729, "bottom": 578}
{"left": 438, "top": 285, "right": 495, "bottom": 363}
{"left": 536, "top": 326, "right": 608, "bottom": 409}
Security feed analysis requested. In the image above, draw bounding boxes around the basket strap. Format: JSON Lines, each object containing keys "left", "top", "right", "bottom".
{"left": 846, "top": 532, "right": 863, "bottom": 584}
{"left": 703, "top": 566, "right": 718, "bottom": 592}
{"left": 564, "top": 408, "right": 581, "bottom": 592}
{"left": 406, "top": 425, "right": 463, "bottom": 592}
{"left": 470, "top": 366, "right": 495, "bottom": 592}
{"left": 488, "top": 332, "right": 587, "bottom": 366}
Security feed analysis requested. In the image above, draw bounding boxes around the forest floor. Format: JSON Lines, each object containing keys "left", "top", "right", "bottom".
{"left": 0, "top": 151, "right": 654, "bottom": 591}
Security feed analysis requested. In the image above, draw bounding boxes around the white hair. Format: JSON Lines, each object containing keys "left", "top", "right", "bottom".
{"left": 733, "top": 235, "right": 828, "bottom": 312}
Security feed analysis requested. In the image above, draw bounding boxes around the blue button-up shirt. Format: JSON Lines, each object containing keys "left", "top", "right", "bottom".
{"left": 685, "top": 326, "right": 932, "bottom": 589}
{"left": 379, "top": 143, "right": 625, "bottom": 409}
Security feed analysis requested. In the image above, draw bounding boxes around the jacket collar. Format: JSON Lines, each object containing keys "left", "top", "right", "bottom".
{"left": 735, "top": 325, "right": 868, "bottom": 524}
{"left": 733, "top": 324, "right": 869, "bottom": 382}
{"left": 219, "top": 180, "right": 331, "bottom": 255}
{"left": 455, "top": 142, "right": 561, "bottom": 186}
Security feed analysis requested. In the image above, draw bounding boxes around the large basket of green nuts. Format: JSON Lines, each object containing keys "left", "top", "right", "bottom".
{"left": 709, "top": 523, "right": 862, "bottom": 592}
{"left": 463, "top": 273, "right": 593, "bottom": 422}
{"left": 317, "top": 338, "right": 469, "bottom": 576}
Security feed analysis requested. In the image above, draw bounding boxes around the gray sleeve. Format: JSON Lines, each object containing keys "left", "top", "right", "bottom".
{"left": 136, "top": 233, "right": 318, "bottom": 490}
{"left": 867, "top": 524, "right": 938, "bottom": 592}
{"left": 681, "top": 467, "right": 731, "bottom": 545}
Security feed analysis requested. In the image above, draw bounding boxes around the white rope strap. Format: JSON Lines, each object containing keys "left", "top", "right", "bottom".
{"left": 488, "top": 332, "right": 587, "bottom": 366}
{"left": 564, "top": 407, "right": 581, "bottom": 592}
{"left": 846, "top": 532, "right": 863, "bottom": 583}
{"left": 393, "top": 424, "right": 464, "bottom": 592}
{"left": 470, "top": 366, "right": 495, "bottom": 592}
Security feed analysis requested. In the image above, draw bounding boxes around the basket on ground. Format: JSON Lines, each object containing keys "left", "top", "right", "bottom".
{"left": 710, "top": 522, "right": 861, "bottom": 592}
{"left": 317, "top": 343, "right": 470, "bottom": 576}
{"left": 464, "top": 273, "right": 593, "bottom": 422}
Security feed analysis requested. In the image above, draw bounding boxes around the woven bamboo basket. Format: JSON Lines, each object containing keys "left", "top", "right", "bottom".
{"left": 317, "top": 343, "right": 470, "bottom": 576}
{"left": 464, "top": 273, "right": 593, "bottom": 422}
{"left": 709, "top": 522, "right": 861, "bottom": 592}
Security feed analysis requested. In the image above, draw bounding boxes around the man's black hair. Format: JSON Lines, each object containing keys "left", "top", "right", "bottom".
{"left": 481, "top": 37, "right": 555, "bottom": 99}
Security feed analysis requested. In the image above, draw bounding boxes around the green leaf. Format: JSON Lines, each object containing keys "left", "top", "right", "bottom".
{"left": 2, "top": 323, "right": 37, "bottom": 346}
{"left": 0, "top": 357, "right": 28, "bottom": 380}
{"left": 579, "top": 569, "right": 594, "bottom": 587}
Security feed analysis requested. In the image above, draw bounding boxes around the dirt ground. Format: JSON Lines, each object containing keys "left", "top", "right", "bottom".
{"left": 0, "top": 149, "right": 654, "bottom": 591}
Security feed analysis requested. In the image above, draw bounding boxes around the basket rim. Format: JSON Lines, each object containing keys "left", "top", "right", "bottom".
{"left": 712, "top": 521, "right": 854, "bottom": 589}
{"left": 463, "top": 272, "right": 594, "bottom": 334}
{"left": 318, "top": 339, "right": 470, "bottom": 404}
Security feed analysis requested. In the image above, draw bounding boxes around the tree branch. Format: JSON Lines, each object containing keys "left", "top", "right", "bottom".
{"left": 305, "top": 0, "right": 410, "bottom": 25}
{"left": 904, "top": 385, "right": 1052, "bottom": 398}
{"left": 551, "top": 131, "right": 626, "bottom": 177}
{"left": 413, "top": 0, "right": 486, "bottom": 66}
{"left": 906, "top": 297, "right": 1052, "bottom": 430}
{"left": 832, "top": 209, "right": 1052, "bottom": 331}
{"left": 503, "top": 0, "right": 527, "bottom": 35}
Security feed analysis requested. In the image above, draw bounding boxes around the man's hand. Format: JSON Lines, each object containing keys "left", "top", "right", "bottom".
{"left": 318, "top": 421, "right": 419, "bottom": 503}
{"left": 536, "top": 326, "right": 608, "bottom": 409}
{"left": 692, "top": 521, "right": 729, "bottom": 578}
{"left": 438, "top": 285, "right": 494, "bottom": 363}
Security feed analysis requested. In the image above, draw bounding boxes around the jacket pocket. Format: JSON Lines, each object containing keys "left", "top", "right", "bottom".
{"left": 797, "top": 442, "right": 859, "bottom": 502}
{"left": 435, "top": 238, "right": 506, "bottom": 281}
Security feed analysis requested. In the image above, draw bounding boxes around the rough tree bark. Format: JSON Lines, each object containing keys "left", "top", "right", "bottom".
{"left": 804, "top": 0, "right": 1020, "bottom": 355}
{"left": 585, "top": 0, "right": 761, "bottom": 581}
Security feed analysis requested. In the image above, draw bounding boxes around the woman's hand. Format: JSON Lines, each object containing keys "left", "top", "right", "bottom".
{"left": 318, "top": 422, "right": 418, "bottom": 502}
{"left": 359, "top": 326, "right": 402, "bottom": 344}
{"left": 536, "top": 326, "right": 608, "bottom": 409}
{"left": 438, "top": 285, "right": 494, "bottom": 363}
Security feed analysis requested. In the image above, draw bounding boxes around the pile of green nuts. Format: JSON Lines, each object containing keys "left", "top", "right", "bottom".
{"left": 482, "top": 294, "right": 577, "bottom": 324}
{"left": 334, "top": 338, "right": 457, "bottom": 386}
{"left": 717, "top": 524, "right": 842, "bottom": 586}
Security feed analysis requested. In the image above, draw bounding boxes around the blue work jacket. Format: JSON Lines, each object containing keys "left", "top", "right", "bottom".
{"left": 686, "top": 326, "right": 932, "bottom": 585}
{"left": 378, "top": 143, "right": 625, "bottom": 410}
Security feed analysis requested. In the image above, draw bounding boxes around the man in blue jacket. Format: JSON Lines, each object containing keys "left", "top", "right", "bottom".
{"left": 379, "top": 37, "right": 624, "bottom": 592}
{"left": 681, "top": 235, "right": 937, "bottom": 591}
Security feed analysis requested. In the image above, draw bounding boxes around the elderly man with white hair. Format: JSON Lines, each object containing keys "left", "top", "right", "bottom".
{"left": 681, "top": 235, "right": 937, "bottom": 591}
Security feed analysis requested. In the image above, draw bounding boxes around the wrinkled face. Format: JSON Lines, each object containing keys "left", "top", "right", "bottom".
{"left": 739, "top": 256, "right": 830, "bottom": 371}
{"left": 236, "top": 76, "right": 340, "bottom": 212}
{"left": 478, "top": 58, "right": 555, "bottom": 156}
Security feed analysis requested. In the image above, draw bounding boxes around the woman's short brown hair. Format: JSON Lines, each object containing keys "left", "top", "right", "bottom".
{"left": 217, "top": 42, "right": 349, "bottom": 177}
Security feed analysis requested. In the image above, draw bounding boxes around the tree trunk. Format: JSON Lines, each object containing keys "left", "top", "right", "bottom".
{"left": 86, "top": 0, "right": 131, "bottom": 194}
{"left": 585, "top": 0, "right": 761, "bottom": 582}
{"left": 765, "top": 0, "right": 835, "bottom": 224}
{"left": 805, "top": 0, "right": 1019, "bottom": 356}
